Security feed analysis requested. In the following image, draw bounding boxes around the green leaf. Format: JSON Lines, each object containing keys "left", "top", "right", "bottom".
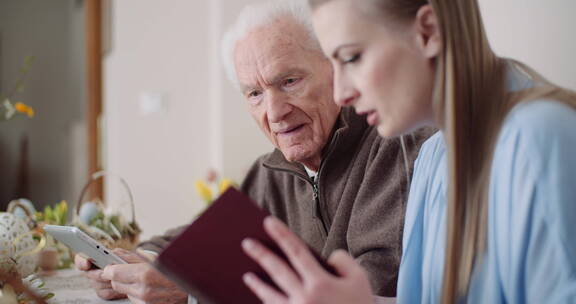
{"left": 55, "top": 201, "right": 68, "bottom": 225}
{"left": 44, "top": 206, "right": 54, "bottom": 222}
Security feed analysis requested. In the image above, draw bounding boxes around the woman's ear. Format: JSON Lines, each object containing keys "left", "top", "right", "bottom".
{"left": 414, "top": 4, "right": 442, "bottom": 58}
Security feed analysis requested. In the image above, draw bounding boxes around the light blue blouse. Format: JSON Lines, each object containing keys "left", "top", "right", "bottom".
{"left": 397, "top": 67, "right": 576, "bottom": 303}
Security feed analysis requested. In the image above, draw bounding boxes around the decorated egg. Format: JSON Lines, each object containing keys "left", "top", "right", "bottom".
{"left": 78, "top": 201, "right": 100, "bottom": 224}
{"left": 8, "top": 199, "right": 37, "bottom": 222}
{"left": 0, "top": 213, "right": 38, "bottom": 277}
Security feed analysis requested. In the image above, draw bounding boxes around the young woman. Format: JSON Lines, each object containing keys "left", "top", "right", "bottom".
{"left": 240, "top": 0, "right": 576, "bottom": 303}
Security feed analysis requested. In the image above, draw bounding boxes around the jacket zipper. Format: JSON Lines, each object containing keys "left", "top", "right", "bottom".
{"left": 259, "top": 166, "right": 330, "bottom": 237}
{"left": 313, "top": 130, "right": 342, "bottom": 236}
{"left": 263, "top": 130, "right": 343, "bottom": 239}
{"left": 312, "top": 178, "right": 329, "bottom": 236}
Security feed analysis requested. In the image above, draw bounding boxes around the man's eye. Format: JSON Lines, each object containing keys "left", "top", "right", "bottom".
{"left": 248, "top": 91, "right": 261, "bottom": 98}
{"left": 343, "top": 53, "right": 361, "bottom": 64}
{"left": 283, "top": 78, "right": 300, "bottom": 87}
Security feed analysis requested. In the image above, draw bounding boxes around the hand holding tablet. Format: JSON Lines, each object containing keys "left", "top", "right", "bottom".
{"left": 43, "top": 225, "right": 126, "bottom": 269}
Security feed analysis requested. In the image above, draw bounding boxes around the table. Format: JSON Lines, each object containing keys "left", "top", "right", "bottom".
{"left": 40, "top": 269, "right": 389, "bottom": 304}
{"left": 41, "top": 269, "right": 129, "bottom": 304}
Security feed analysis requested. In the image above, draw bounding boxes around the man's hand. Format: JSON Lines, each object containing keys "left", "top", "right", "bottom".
{"left": 74, "top": 250, "right": 128, "bottom": 300}
{"left": 75, "top": 248, "right": 188, "bottom": 304}
{"left": 100, "top": 249, "right": 188, "bottom": 304}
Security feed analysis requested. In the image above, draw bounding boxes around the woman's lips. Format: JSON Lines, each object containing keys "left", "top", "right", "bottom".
{"left": 366, "top": 111, "right": 380, "bottom": 126}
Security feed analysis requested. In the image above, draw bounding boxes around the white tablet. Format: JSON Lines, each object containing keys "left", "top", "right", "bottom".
{"left": 43, "top": 225, "right": 127, "bottom": 269}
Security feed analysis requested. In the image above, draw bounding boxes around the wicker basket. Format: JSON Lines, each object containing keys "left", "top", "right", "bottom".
{"left": 74, "top": 171, "right": 141, "bottom": 250}
{"left": 6, "top": 200, "right": 36, "bottom": 229}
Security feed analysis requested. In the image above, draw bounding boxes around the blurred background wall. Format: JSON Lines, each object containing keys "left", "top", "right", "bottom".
{"left": 481, "top": 0, "right": 576, "bottom": 89}
{"left": 107, "top": 0, "right": 576, "bottom": 239}
{"left": 102, "top": 0, "right": 272, "bottom": 239}
{"left": 1, "top": 0, "right": 575, "bottom": 240}
{"left": 0, "top": 0, "right": 87, "bottom": 210}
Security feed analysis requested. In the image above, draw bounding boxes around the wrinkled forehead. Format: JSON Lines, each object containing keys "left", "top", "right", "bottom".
{"left": 233, "top": 20, "right": 319, "bottom": 87}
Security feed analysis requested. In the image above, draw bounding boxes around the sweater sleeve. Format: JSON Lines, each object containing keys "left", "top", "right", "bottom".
{"left": 137, "top": 225, "right": 188, "bottom": 253}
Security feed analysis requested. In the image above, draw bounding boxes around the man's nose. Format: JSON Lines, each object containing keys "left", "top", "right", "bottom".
{"left": 266, "top": 91, "right": 292, "bottom": 123}
{"left": 333, "top": 71, "right": 359, "bottom": 107}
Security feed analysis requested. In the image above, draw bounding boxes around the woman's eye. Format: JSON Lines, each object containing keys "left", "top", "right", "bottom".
{"left": 343, "top": 53, "right": 361, "bottom": 64}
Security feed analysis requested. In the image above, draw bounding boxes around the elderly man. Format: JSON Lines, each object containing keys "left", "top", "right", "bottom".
{"left": 75, "top": 1, "right": 433, "bottom": 303}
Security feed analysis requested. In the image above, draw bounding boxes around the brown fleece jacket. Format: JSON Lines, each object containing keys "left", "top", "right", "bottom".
{"left": 139, "top": 107, "right": 435, "bottom": 297}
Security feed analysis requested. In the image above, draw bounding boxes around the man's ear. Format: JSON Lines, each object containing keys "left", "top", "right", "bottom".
{"left": 414, "top": 4, "right": 442, "bottom": 58}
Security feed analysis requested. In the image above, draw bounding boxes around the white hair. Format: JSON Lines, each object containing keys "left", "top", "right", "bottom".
{"left": 220, "top": 0, "right": 322, "bottom": 88}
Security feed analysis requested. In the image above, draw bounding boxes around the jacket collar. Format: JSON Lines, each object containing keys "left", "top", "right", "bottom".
{"left": 262, "top": 107, "right": 370, "bottom": 177}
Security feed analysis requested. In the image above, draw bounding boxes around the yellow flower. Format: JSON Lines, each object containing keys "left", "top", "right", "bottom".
{"left": 14, "top": 102, "right": 34, "bottom": 118}
{"left": 56, "top": 200, "right": 68, "bottom": 225}
{"left": 219, "top": 178, "right": 235, "bottom": 194}
{"left": 58, "top": 200, "right": 68, "bottom": 215}
{"left": 194, "top": 180, "right": 213, "bottom": 203}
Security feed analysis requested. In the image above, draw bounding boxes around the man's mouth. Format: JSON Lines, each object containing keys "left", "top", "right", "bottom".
{"left": 277, "top": 124, "right": 305, "bottom": 136}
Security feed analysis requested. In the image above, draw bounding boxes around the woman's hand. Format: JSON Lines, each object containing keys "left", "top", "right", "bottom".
{"left": 241, "top": 216, "right": 374, "bottom": 304}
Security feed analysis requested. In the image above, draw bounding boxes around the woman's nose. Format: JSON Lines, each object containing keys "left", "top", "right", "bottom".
{"left": 335, "top": 87, "right": 359, "bottom": 107}
{"left": 333, "top": 72, "right": 359, "bottom": 107}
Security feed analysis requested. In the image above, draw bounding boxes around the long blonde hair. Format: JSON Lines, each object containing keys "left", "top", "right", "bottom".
{"left": 310, "top": 0, "right": 576, "bottom": 302}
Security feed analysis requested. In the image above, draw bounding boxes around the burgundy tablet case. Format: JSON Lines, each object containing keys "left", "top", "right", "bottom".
{"left": 154, "top": 188, "right": 336, "bottom": 303}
